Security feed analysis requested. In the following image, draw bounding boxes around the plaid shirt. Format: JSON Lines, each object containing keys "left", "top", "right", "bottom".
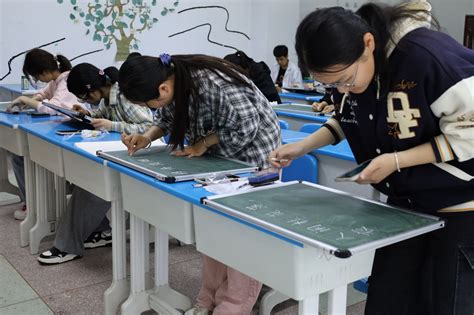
{"left": 90, "top": 83, "right": 153, "bottom": 134}
{"left": 153, "top": 69, "right": 281, "bottom": 167}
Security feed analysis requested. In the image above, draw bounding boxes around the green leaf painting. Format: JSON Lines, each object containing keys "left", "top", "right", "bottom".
{"left": 58, "top": 0, "right": 180, "bottom": 61}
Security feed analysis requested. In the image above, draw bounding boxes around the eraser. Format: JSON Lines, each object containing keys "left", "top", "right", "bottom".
{"left": 248, "top": 171, "right": 279, "bottom": 186}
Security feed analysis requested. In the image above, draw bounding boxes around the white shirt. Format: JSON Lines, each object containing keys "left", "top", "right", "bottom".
{"left": 271, "top": 61, "right": 303, "bottom": 89}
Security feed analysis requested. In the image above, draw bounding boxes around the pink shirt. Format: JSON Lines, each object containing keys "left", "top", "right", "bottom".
{"left": 35, "top": 71, "right": 79, "bottom": 115}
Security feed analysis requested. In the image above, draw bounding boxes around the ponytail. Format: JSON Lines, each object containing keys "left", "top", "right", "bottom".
{"left": 23, "top": 48, "right": 71, "bottom": 78}
{"left": 56, "top": 54, "right": 72, "bottom": 73}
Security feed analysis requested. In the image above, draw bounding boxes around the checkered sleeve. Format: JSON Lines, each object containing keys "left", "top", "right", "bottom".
{"left": 110, "top": 100, "right": 153, "bottom": 134}
{"left": 152, "top": 104, "right": 174, "bottom": 135}
{"left": 207, "top": 75, "right": 280, "bottom": 167}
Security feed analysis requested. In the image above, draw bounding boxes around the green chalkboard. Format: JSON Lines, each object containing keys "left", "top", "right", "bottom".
{"left": 98, "top": 146, "right": 258, "bottom": 182}
{"left": 204, "top": 182, "right": 443, "bottom": 257}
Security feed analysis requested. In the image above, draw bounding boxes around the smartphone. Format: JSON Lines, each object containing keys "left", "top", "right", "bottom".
{"left": 335, "top": 159, "right": 372, "bottom": 182}
{"left": 56, "top": 129, "right": 81, "bottom": 136}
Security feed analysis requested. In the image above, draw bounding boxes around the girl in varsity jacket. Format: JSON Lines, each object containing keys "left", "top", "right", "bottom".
{"left": 270, "top": 1, "right": 474, "bottom": 314}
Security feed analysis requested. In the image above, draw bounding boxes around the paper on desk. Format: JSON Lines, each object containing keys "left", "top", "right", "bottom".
{"left": 203, "top": 179, "right": 251, "bottom": 194}
{"left": 74, "top": 138, "right": 166, "bottom": 156}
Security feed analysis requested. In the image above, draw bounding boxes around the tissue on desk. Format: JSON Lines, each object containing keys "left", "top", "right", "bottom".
{"left": 81, "top": 129, "right": 106, "bottom": 139}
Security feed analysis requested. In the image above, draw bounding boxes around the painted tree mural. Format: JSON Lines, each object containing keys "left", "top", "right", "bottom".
{"left": 57, "top": 0, "right": 179, "bottom": 61}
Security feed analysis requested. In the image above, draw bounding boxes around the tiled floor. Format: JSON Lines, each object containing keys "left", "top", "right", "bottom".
{"left": 0, "top": 169, "right": 366, "bottom": 314}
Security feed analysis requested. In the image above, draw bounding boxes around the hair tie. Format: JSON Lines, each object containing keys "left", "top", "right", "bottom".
{"left": 159, "top": 53, "right": 171, "bottom": 66}
{"left": 99, "top": 69, "right": 105, "bottom": 75}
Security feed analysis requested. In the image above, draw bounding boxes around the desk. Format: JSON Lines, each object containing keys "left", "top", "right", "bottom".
{"left": 107, "top": 161, "right": 209, "bottom": 314}
{"left": 273, "top": 104, "right": 329, "bottom": 131}
{"left": 0, "top": 112, "right": 64, "bottom": 248}
{"left": 279, "top": 92, "right": 322, "bottom": 105}
{"left": 11, "top": 117, "right": 429, "bottom": 315}
{"left": 197, "top": 181, "right": 443, "bottom": 315}
{"left": 312, "top": 141, "right": 376, "bottom": 200}
{"left": 19, "top": 121, "right": 129, "bottom": 314}
{"left": 280, "top": 129, "right": 309, "bottom": 143}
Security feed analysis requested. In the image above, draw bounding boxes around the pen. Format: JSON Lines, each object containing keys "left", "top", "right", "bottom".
{"left": 270, "top": 157, "right": 289, "bottom": 163}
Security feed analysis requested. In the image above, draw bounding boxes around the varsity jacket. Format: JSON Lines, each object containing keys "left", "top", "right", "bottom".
{"left": 323, "top": 18, "right": 474, "bottom": 213}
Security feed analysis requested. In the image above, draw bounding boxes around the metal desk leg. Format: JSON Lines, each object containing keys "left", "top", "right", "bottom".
{"left": 0, "top": 148, "right": 21, "bottom": 199}
{"left": 121, "top": 215, "right": 150, "bottom": 315}
{"left": 104, "top": 196, "right": 129, "bottom": 315}
{"left": 148, "top": 229, "right": 191, "bottom": 314}
{"left": 29, "top": 165, "right": 56, "bottom": 255}
{"left": 327, "top": 285, "right": 347, "bottom": 315}
{"left": 19, "top": 157, "right": 35, "bottom": 247}
{"left": 259, "top": 289, "right": 289, "bottom": 315}
{"left": 298, "top": 295, "right": 319, "bottom": 315}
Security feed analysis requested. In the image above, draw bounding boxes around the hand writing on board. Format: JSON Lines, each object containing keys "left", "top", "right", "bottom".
{"left": 268, "top": 143, "right": 305, "bottom": 168}
{"left": 172, "top": 142, "right": 208, "bottom": 158}
{"left": 121, "top": 133, "right": 149, "bottom": 155}
{"left": 356, "top": 154, "right": 397, "bottom": 184}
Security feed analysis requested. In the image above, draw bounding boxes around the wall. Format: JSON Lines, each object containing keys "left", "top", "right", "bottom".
{"left": 299, "top": 0, "right": 474, "bottom": 43}
{"left": 0, "top": 0, "right": 472, "bottom": 85}
{"left": 0, "top": 0, "right": 302, "bottom": 84}
{"left": 429, "top": 0, "right": 473, "bottom": 42}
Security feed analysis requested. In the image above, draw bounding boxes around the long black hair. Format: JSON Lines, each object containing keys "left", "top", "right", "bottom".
{"left": 67, "top": 63, "right": 118, "bottom": 99}
{"left": 119, "top": 54, "right": 251, "bottom": 149}
{"left": 295, "top": 3, "right": 438, "bottom": 95}
{"left": 23, "top": 48, "right": 71, "bottom": 80}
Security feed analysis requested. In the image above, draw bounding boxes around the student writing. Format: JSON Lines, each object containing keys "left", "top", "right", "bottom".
{"left": 119, "top": 53, "right": 281, "bottom": 315}
{"left": 7, "top": 48, "right": 79, "bottom": 221}
{"left": 270, "top": 1, "right": 474, "bottom": 314}
{"left": 37, "top": 61, "right": 153, "bottom": 264}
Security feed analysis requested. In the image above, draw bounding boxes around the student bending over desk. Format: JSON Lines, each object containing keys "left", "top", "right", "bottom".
{"left": 37, "top": 60, "right": 153, "bottom": 265}
{"left": 7, "top": 48, "right": 80, "bottom": 221}
{"left": 119, "top": 53, "right": 281, "bottom": 315}
{"left": 270, "top": 2, "right": 474, "bottom": 314}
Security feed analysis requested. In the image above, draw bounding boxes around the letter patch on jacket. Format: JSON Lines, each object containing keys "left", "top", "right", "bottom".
{"left": 387, "top": 92, "right": 420, "bottom": 139}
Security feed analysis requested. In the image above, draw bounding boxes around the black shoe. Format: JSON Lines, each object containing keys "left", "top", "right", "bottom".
{"left": 38, "top": 247, "right": 81, "bottom": 265}
{"left": 84, "top": 230, "right": 112, "bottom": 249}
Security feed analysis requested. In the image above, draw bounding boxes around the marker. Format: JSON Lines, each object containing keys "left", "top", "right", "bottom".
{"left": 270, "top": 157, "right": 289, "bottom": 163}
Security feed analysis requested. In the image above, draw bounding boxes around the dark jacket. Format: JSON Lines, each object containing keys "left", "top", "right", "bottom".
{"left": 248, "top": 61, "right": 282, "bottom": 104}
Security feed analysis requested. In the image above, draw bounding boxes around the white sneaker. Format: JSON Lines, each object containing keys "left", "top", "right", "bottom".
{"left": 184, "top": 305, "right": 209, "bottom": 315}
{"left": 38, "top": 247, "right": 81, "bottom": 265}
{"left": 14, "top": 204, "right": 27, "bottom": 220}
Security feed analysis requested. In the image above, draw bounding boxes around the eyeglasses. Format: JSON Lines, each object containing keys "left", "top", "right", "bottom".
{"left": 313, "top": 61, "right": 360, "bottom": 89}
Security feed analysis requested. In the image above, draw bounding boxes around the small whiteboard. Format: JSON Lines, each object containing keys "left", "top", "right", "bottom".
{"left": 98, "top": 145, "right": 259, "bottom": 183}
{"left": 202, "top": 181, "right": 444, "bottom": 258}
